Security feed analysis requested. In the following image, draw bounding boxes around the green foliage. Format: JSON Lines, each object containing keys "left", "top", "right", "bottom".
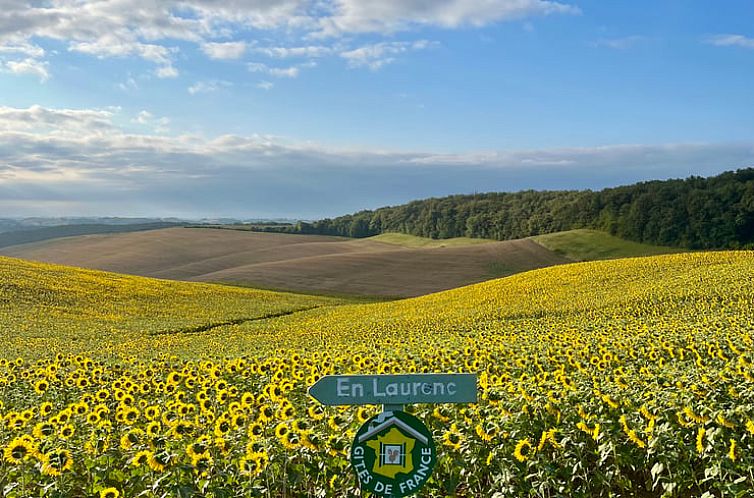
{"left": 533, "top": 229, "right": 681, "bottom": 261}
{"left": 276, "top": 168, "right": 754, "bottom": 250}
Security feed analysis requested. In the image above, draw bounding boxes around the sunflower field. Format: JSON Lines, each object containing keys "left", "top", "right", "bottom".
{"left": 1, "top": 251, "right": 753, "bottom": 497}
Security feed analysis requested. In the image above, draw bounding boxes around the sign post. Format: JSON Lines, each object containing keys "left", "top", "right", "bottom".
{"left": 308, "top": 373, "right": 477, "bottom": 497}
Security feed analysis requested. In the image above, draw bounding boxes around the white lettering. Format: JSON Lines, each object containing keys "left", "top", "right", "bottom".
{"left": 336, "top": 377, "right": 350, "bottom": 397}
{"left": 421, "top": 383, "right": 432, "bottom": 395}
{"left": 373, "top": 378, "right": 386, "bottom": 397}
{"left": 446, "top": 382, "right": 457, "bottom": 395}
{"left": 352, "top": 383, "right": 364, "bottom": 397}
{"left": 433, "top": 382, "right": 445, "bottom": 395}
{"left": 385, "top": 383, "right": 398, "bottom": 396}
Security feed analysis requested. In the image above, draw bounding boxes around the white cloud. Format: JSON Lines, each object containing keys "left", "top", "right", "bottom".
{"left": 130, "top": 110, "right": 170, "bottom": 132}
{"left": 0, "top": 105, "right": 751, "bottom": 218}
{"left": 248, "top": 62, "right": 301, "bottom": 78}
{"left": 592, "top": 36, "right": 646, "bottom": 50}
{"left": 252, "top": 45, "right": 334, "bottom": 58}
{"left": 188, "top": 80, "right": 232, "bottom": 94}
{"left": 132, "top": 111, "right": 153, "bottom": 125}
{"left": 340, "top": 40, "right": 437, "bottom": 69}
{"left": 0, "top": 41, "right": 44, "bottom": 58}
{"left": 705, "top": 34, "right": 754, "bottom": 49}
{"left": 317, "top": 0, "right": 579, "bottom": 36}
{"left": 0, "top": 1, "right": 577, "bottom": 80}
{"left": 156, "top": 65, "right": 179, "bottom": 78}
{"left": 3, "top": 57, "right": 49, "bottom": 81}
{"left": 0, "top": 105, "right": 115, "bottom": 133}
{"left": 201, "top": 41, "right": 247, "bottom": 60}
{"left": 118, "top": 77, "right": 139, "bottom": 92}
{"left": 257, "top": 80, "right": 274, "bottom": 90}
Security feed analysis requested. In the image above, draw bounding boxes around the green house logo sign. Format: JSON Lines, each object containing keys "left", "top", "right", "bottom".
{"left": 351, "top": 410, "right": 436, "bottom": 497}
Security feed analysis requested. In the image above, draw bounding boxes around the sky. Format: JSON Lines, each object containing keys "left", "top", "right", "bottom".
{"left": 1, "top": 0, "right": 754, "bottom": 219}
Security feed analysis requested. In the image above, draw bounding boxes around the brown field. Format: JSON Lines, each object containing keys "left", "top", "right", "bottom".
{"left": 0, "top": 227, "right": 569, "bottom": 297}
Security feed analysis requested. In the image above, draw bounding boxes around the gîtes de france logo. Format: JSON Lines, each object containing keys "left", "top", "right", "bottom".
{"left": 351, "top": 410, "right": 437, "bottom": 497}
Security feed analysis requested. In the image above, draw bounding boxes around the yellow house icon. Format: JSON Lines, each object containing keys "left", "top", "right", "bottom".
{"left": 360, "top": 415, "right": 428, "bottom": 479}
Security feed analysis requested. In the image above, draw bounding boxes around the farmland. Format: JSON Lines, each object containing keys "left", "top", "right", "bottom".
{"left": 1, "top": 251, "right": 753, "bottom": 496}
{"left": 0, "top": 228, "right": 570, "bottom": 297}
{"left": 0, "top": 228, "right": 678, "bottom": 298}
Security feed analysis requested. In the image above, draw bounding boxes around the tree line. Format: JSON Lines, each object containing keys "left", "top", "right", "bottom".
{"left": 255, "top": 168, "right": 754, "bottom": 249}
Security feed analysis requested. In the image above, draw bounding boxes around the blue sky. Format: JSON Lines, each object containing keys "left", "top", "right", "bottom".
{"left": 1, "top": 0, "right": 753, "bottom": 218}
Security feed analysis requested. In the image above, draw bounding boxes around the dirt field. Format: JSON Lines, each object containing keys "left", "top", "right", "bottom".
{"left": 0, "top": 228, "right": 570, "bottom": 297}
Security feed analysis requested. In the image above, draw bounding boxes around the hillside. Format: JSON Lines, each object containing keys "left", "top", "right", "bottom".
{"left": 0, "top": 252, "right": 752, "bottom": 496}
{"left": 273, "top": 168, "right": 754, "bottom": 250}
{"left": 0, "top": 255, "right": 345, "bottom": 358}
{"left": 532, "top": 229, "right": 681, "bottom": 261}
{"left": 364, "top": 232, "right": 493, "bottom": 248}
{"left": 0, "top": 227, "right": 569, "bottom": 297}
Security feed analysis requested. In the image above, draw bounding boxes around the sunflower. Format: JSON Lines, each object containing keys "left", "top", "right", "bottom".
{"left": 171, "top": 420, "right": 195, "bottom": 439}
{"left": 40, "top": 449, "right": 73, "bottom": 476}
{"left": 148, "top": 450, "right": 170, "bottom": 472}
{"left": 39, "top": 402, "right": 53, "bottom": 417}
{"left": 33, "top": 421, "right": 57, "bottom": 440}
{"left": 513, "top": 438, "right": 533, "bottom": 462}
{"left": 356, "top": 407, "right": 372, "bottom": 424}
{"left": 277, "top": 403, "right": 295, "bottom": 421}
{"left": 34, "top": 379, "right": 49, "bottom": 394}
{"left": 186, "top": 436, "right": 211, "bottom": 459}
{"left": 144, "top": 405, "right": 160, "bottom": 421}
{"left": 274, "top": 422, "right": 290, "bottom": 440}
{"left": 307, "top": 405, "right": 325, "bottom": 421}
{"left": 239, "top": 456, "right": 262, "bottom": 477}
{"left": 442, "top": 428, "right": 464, "bottom": 450}
{"left": 60, "top": 424, "right": 75, "bottom": 439}
{"left": 327, "top": 415, "right": 346, "bottom": 432}
{"left": 475, "top": 422, "right": 497, "bottom": 442}
{"left": 100, "top": 487, "right": 120, "bottom": 498}
{"left": 3, "top": 437, "right": 36, "bottom": 464}
{"left": 241, "top": 392, "right": 256, "bottom": 408}
{"left": 282, "top": 430, "right": 302, "bottom": 450}
{"left": 120, "top": 428, "right": 143, "bottom": 450}
{"left": 258, "top": 404, "right": 275, "bottom": 423}
{"left": 248, "top": 422, "right": 264, "bottom": 439}
{"left": 191, "top": 452, "right": 213, "bottom": 476}
{"left": 213, "top": 417, "right": 231, "bottom": 438}
{"left": 132, "top": 449, "right": 152, "bottom": 467}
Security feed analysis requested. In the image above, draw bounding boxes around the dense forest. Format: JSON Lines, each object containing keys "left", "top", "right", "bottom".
{"left": 259, "top": 168, "right": 754, "bottom": 249}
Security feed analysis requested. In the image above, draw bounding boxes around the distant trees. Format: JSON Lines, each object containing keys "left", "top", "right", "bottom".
{"left": 261, "top": 168, "right": 754, "bottom": 249}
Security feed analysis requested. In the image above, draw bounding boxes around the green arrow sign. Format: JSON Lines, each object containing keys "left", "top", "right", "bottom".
{"left": 308, "top": 373, "right": 477, "bottom": 406}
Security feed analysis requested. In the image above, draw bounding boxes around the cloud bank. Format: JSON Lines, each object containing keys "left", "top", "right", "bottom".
{"left": 0, "top": 0, "right": 578, "bottom": 80}
{"left": 1, "top": 105, "right": 752, "bottom": 218}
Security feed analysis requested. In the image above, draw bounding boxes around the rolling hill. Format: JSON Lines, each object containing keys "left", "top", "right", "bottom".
{"left": 1, "top": 250, "right": 752, "bottom": 496}
{"left": 0, "top": 227, "right": 570, "bottom": 297}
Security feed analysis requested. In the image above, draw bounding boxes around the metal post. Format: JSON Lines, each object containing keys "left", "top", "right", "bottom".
{"left": 382, "top": 404, "right": 403, "bottom": 412}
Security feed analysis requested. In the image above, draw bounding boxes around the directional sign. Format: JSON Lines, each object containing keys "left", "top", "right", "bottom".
{"left": 308, "top": 373, "right": 477, "bottom": 406}
{"left": 351, "top": 410, "right": 436, "bottom": 497}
